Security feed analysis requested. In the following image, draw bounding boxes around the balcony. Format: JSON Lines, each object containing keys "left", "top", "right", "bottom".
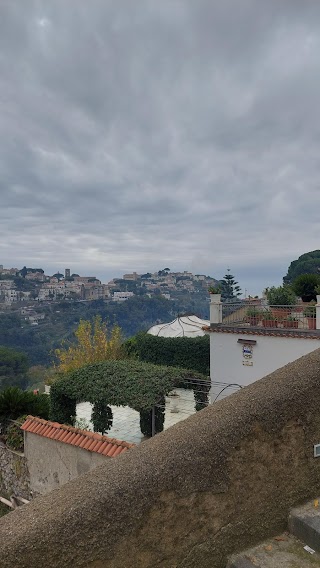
{"left": 209, "top": 297, "right": 319, "bottom": 333}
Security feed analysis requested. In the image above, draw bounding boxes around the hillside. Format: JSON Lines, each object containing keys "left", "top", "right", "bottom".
{"left": 0, "top": 295, "right": 209, "bottom": 366}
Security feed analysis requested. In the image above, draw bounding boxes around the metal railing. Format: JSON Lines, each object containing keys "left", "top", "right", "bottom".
{"left": 221, "top": 302, "right": 317, "bottom": 331}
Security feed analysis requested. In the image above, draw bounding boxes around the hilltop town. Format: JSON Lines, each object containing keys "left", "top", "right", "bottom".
{"left": 0, "top": 264, "right": 217, "bottom": 307}
{"left": 0, "top": 264, "right": 217, "bottom": 365}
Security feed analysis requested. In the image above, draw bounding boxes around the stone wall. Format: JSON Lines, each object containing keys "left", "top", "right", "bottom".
{"left": 0, "top": 444, "right": 31, "bottom": 501}
{"left": 1, "top": 349, "right": 320, "bottom": 567}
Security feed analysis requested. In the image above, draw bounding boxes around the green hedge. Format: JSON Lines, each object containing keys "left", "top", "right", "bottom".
{"left": 124, "top": 332, "right": 210, "bottom": 376}
{"left": 50, "top": 360, "right": 209, "bottom": 436}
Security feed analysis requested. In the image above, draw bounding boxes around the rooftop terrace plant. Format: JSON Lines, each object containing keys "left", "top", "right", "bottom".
{"left": 303, "top": 304, "right": 316, "bottom": 317}
{"left": 261, "top": 310, "right": 276, "bottom": 320}
{"left": 246, "top": 307, "right": 263, "bottom": 318}
{"left": 208, "top": 285, "right": 221, "bottom": 294}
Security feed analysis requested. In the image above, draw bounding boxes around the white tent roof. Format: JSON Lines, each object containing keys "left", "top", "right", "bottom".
{"left": 147, "top": 315, "right": 209, "bottom": 338}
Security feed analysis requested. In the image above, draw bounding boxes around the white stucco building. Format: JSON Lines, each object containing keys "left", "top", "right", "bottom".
{"left": 207, "top": 294, "right": 320, "bottom": 402}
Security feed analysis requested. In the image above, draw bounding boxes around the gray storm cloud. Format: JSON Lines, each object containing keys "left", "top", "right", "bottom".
{"left": 0, "top": 0, "right": 319, "bottom": 293}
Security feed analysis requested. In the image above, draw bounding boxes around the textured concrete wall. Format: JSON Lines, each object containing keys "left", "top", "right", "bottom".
{"left": 210, "top": 330, "right": 320, "bottom": 401}
{"left": 25, "top": 432, "right": 109, "bottom": 495}
{"left": 1, "top": 349, "right": 320, "bottom": 568}
{"left": 0, "top": 444, "right": 30, "bottom": 501}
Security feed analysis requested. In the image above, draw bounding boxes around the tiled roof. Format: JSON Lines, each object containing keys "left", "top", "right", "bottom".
{"left": 21, "top": 416, "right": 135, "bottom": 457}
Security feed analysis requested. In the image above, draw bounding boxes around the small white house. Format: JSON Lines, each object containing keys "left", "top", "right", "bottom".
{"left": 206, "top": 294, "right": 320, "bottom": 402}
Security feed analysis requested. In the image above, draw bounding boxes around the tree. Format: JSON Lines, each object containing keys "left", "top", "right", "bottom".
{"left": 26, "top": 365, "right": 48, "bottom": 390}
{"left": 20, "top": 266, "right": 27, "bottom": 278}
{"left": 0, "top": 346, "right": 29, "bottom": 391}
{"left": 158, "top": 268, "right": 170, "bottom": 277}
{"left": 284, "top": 250, "right": 320, "bottom": 284}
{"left": 91, "top": 400, "right": 113, "bottom": 434}
{"left": 54, "top": 316, "right": 124, "bottom": 374}
{"left": 220, "top": 270, "right": 241, "bottom": 302}
{"left": 292, "top": 274, "right": 320, "bottom": 302}
{"left": 266, "top": 285, "right": 296, "bottom": 306}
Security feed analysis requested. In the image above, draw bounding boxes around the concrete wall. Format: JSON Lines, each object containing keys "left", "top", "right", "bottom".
{"left": 24, "top": 432, "right": 109, "bottom": 495}
{"left": 0, "top": 444, "right": 30, "bottom": 501}
{"left": 1, "top": 349, "right": 320, "bottom": 567}
{"left": 210, "top": 330, "right": 320, "bottom": 401}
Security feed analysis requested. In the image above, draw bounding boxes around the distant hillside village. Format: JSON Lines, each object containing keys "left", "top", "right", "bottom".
{"left": 0, "top": 265, "right": 218, "bottom": 308}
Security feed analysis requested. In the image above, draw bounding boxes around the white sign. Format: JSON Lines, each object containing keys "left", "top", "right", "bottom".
{"left": 242, "top": 345, "right": 253, "bottom": 359}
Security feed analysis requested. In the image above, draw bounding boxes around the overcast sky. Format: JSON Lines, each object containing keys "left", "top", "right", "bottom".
{"left": 1, "top": 1, "right": 320, "bottom": 295}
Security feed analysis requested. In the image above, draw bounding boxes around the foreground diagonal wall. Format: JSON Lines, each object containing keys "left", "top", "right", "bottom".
{"left": 1, "top": 349, "right": 320, "bottom": 567}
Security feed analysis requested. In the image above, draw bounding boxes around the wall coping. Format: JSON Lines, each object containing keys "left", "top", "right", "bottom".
{"left": 203, "top": 324, "right": 320, "bottom": 339}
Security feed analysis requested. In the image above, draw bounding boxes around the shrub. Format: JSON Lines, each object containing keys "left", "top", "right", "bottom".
{"left": 5, "top": 415, "right": 27, "bottom": 452}
{"left": 73, "top": 416, "right": 91, "bottom": 430}
{"left": 208, "top": 286, "right": 221, "bottom": 294}
{"left": 266, "top": 286, "right": 296, "bottom": 306}
{"left": 262, "top": 310, "right": 276, "bottom": 320}
{"left": 124, "top": 332, "right": 209, "bottom": 376}
{"left": 246, "top": 307, "right": 263, "bottom": 318}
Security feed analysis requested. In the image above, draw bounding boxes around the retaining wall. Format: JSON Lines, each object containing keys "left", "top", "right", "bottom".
{"left": 0, "top": 444, "right": 30, "bottom": 501}
{"left": 1, "top": 349, "right": 320, "bottom": 567}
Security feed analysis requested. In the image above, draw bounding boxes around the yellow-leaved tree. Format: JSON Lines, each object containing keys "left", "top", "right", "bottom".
{"left": 54, "top": 316, "right": 124, "bottom": 374}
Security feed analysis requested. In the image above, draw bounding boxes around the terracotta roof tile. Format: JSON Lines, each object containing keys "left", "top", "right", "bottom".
{"left": 36, "top": 424, "right": 48, "bottom": 436}
{"left": 58, "top": 430, "right": 70, "bottom": 443}
{"left": 105, "top": 444, "right": 118, "bottom": 457}
{"left": 64, "top": 432, "right": 76, "bottom": 444}
{"left": 91, "top": 440, "right": 104, "bottom": 453}
{"left": 87, "top": 439, "right": 99, "bottom": 452}
{"left": 48, "top": 428, "right": 59, "bottom": 440}
{"left": 113, "top": 446, "right": 125, "bottom": 457}
{"left": 96, "top": 441, "right": 109, "bottom": 454}
{"left": 33, "top": 422, "right": 43, "bottom": 434}
{"left": 72, "top": 433, "right": 83, "bottom": 446}
{"left": 78, "top": 435, "right": 90, "bottom": 449}
{"left": 41, "top": 425, "right": 52, "bottom": 437}
{"left": 21, "top": 416, "right": 135, "bottom": 457}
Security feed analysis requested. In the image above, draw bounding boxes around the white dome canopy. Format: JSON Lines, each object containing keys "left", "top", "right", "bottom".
{"left": 147, "top": 315, "right": 209, "bottom": 338}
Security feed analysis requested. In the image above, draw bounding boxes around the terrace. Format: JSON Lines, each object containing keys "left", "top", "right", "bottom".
{"left": 206, "top": 294, "right": 320, "bottom": 405}
{"left": 213, "top": 298, "right": 319, "bottom": 333}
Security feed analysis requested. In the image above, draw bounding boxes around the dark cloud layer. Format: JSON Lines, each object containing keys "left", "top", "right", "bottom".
{"left": 1, "top": 0, "right": 320, "bottom": 294}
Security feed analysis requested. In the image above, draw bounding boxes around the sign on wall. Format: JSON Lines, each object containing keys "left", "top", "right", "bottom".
{"left": 242, "top": 344, "right": 253, "bottom": 366}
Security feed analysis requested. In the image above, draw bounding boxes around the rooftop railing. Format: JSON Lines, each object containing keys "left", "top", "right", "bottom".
{"left": 220, "top": 301, "right": 317, "bottom": 331}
